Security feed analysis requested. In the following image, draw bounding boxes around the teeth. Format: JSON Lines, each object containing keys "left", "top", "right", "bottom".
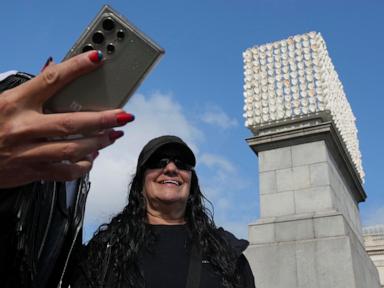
{"left": 162, "top": 180, "right": 180, "bottom": 186}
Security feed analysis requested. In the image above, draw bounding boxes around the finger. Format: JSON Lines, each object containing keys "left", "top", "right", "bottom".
{"left": 9, "top": 109, "right": 134, "bottom": 141}
{"left": 41, "top": 56, "right": 54, "bottom": 72}
{"left": 0, "top": 158, "right": 94, "bottom": 188}
{"left": 0, "top": 166, "right": 38, "bottom": 188}
{"left": 38, "top": 159, "right": 93, "bottom": 182}
{"left": 35, "top": 110, "right": 134, "bottom": 138}
{"left": 16, "top": 130, "right": 122, "bottom": 163}
{"left": 9, "top": 51, "right": 103, "bottom": 106}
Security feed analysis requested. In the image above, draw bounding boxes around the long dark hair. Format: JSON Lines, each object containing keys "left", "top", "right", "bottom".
{"left": 86, "top": 167, "right": 241, "bottom": 288}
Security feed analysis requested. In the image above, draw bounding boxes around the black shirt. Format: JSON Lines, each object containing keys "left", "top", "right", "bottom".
{"left": 69, "top": 224, "right": 255, "bottom": 287}
{"left": 139, "top": 224, "right": 224, "bottom": 288}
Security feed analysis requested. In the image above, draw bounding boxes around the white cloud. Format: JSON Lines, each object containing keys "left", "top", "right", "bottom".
{"left": 200, "top": 105, "right": 238, "bottom": 129}
{"left": 217, "top": 198, "right": 231, "bottom": 210}
{"left": 199, "top": 153, "right": 235, "bottom": 174}
{"left": 199, "top": 153, "right": 250, "bottom": 192}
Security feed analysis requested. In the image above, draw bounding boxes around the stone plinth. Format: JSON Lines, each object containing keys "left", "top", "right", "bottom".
{"left": 245, "top": 121, "right": 381, "bottom": 288}
{"left": 364, "top": 226, "right": 384, "bottom": 287}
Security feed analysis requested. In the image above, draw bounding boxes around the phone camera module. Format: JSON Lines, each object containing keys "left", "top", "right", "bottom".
{"left": 106, "top": 43, "right": 116, "bottom": 54}
{"left": 102, "top": 18, "right": 115, "bottom": 31}
{"left": 82, "top": 44, "right": 94, "bottom": 53}
{"left": 117, "top": 30, "right": 125, "bottom": 40}
{"left": 92, "top": 31, "right": 105, "bottom": 44}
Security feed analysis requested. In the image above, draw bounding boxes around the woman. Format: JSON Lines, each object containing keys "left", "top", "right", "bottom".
{"left": 71, "top": 135, "right": 255, "bottom": 288}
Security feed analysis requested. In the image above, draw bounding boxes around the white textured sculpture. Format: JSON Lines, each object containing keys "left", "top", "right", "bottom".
{"left": 243, "top": 31, "right": 364, "bottom": 181}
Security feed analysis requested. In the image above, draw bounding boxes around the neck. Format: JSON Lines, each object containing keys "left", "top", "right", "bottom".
{"left": 146, "top": 209, "right": 186, "bottom": 225}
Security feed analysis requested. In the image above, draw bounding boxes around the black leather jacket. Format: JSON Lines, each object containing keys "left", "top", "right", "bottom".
{"left": 0, "top": 71, "right": 89, "bottom": 288}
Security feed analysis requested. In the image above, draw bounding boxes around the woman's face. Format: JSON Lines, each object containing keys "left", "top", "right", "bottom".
{"left": 143, "top": 151, "right": 192, "bottom": 217}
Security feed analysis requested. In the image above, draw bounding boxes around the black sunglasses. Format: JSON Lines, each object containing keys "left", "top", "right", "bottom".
{"left": 146, "top": 156, "right": 193, "bottom": 171}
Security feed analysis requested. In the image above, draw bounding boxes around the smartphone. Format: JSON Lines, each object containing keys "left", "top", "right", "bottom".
{"left": 44, "top": 5, "right": 164, "bottom": 113}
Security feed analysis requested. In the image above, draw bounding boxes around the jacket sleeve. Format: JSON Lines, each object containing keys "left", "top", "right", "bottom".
{"left": 237, "top": 254, "right": 256, "bottom": 288}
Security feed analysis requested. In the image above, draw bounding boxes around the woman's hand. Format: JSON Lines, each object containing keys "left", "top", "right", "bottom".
{"left": 0, "top": 51, "right": 134, "bottom": 188}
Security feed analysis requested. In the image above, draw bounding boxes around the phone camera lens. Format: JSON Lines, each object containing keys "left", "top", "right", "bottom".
{"left": 92, "top": 31, "right": 105, "bottom": 44}
{"left": 106, "top": 43, "right": 115, "bottom": 54}
{"left": 117, "top": 30, "right": 125, "bottom": 40}
{"left": 102, "top": 18, "right": 115, "bottom": 31}
{"left": 82, "top": 44, "right": 94, "bottom": 53}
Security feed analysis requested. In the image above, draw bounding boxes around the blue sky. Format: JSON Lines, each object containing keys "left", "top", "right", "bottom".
{"left": 1, "top": 0, "right": 383, "bottom": 240}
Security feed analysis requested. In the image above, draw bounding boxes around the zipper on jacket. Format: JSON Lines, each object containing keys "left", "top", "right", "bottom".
{"left": 38, "top": 182, "right": 57, "bottom": 259}
{"left": 57, "top": 177, "right": 90, "bottom": 288}
{"left": 100, "top": 243, "right": 112, "bottom": 286}
{"left": 57, "top": 224, "right": 80, "bottom": 288}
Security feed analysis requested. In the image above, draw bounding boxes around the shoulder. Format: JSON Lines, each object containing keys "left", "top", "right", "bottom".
{"left": 216, "top": 228, "right": 256, "bottom": 287}
{"left": 216, "top": 227, "right": 249, "bottom": 256}
{"left": 0, "top": 70, "right": 18, "bottom": 81}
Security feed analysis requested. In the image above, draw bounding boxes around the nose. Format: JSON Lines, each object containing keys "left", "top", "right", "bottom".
{"left": 163, "top": 160, "right": 178, "bottom": 174}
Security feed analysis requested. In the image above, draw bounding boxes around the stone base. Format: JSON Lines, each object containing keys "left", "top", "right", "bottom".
{"left": 245, "top": 212, "right": 381, "bottom": 288}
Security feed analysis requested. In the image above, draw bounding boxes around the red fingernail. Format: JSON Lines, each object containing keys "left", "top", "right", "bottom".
{"left": 41, "top": 56, "right": 53, "bottom": 72}
{"left": 92, "top": 151, "right": 99, "bottom": 160}
{"left": 89, "top": 50, "right": 103, "bottom": 63}
{"left": 109, "top": 130, "right": 124, "bottom": 141}
{"left": 116, "top": 112, "right": 135, "bottom": 126}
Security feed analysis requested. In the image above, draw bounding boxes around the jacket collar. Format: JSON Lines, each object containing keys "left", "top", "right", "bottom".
{"left": 217, "top": 227, "right": 249, "bottom": 257}
{"left": 0, "top": 70, "right": 18, "bottom": 81}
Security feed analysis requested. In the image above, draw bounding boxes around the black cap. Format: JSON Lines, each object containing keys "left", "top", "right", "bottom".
{"left": 137, "top": 135, "right": 196, "bottom": 170}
